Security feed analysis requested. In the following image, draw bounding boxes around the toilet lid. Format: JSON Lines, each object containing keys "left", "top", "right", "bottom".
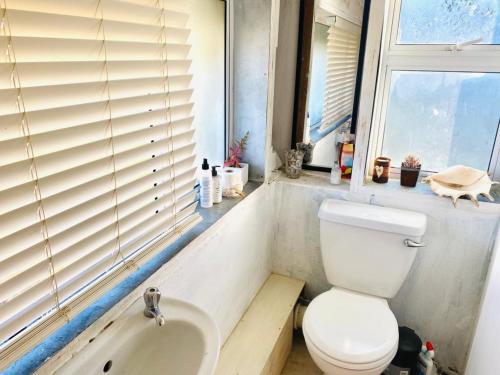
{"left": 303, "top": 288, "right": 398, "bottom": 365}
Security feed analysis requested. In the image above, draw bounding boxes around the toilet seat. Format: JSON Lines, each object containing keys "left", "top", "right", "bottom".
{"left": 303, "top": 288, "right": 398, "bottom": 370}
{"left": 304, "top": 330, "right": 398, "bottom": 371}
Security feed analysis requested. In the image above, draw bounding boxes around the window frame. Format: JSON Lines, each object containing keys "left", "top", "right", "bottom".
{"left": 367, "top": 0, "right": 500, "bottom": 181}
{"left": 225, "top": 0, "right": 234, "bottom": 158}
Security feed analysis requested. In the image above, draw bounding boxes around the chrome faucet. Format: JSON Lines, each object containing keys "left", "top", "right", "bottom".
{"left": 143, "top": 287, "right": 166, "bottom": 326}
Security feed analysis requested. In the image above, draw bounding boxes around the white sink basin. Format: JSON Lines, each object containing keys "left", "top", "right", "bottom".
{"left": 56, "top": 296, "right": 220, "bottom": 375}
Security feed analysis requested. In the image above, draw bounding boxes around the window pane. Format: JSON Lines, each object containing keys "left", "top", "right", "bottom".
{"left": 398, "top": 0, "right": 500, "bottom": 44}
{"left": 381, "top": 71, "right": 500, "bottom": 172}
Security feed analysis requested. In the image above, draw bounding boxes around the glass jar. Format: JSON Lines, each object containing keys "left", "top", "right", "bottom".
{"left": 284, "top": 150, "right": 304, "bottom": 179}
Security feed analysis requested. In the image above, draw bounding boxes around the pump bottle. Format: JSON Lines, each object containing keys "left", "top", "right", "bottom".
{"left": 200, "top": 158, "right": 213, "bottom": 208}
{"left": 212, "top": 166, "right": 222, "bottom": 204}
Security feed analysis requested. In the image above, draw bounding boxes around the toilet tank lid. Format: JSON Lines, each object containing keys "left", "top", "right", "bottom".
{"left": 318, "top": 199, "right": 427, "bottom": 237}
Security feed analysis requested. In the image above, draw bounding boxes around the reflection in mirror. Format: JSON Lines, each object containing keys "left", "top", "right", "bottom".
{"left": 297, "top": 0, "right": 365, "bottom": 172}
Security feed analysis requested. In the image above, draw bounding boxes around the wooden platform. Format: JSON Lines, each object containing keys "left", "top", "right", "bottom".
{"left": 215, "top": 274, "right": 305, "bottom": 375}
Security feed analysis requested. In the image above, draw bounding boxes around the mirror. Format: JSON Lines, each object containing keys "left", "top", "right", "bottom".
{"left": 293, "top": 0, "right": 367, "bottom": 171}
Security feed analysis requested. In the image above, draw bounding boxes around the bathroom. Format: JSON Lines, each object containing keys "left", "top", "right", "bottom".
{"left": 0, "top": 0, "right": 499, "bottom": 375}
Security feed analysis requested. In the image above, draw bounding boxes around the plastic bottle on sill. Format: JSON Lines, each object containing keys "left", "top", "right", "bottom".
{"left": 212, "top": 166, "right": 222, "bottom": 204}
{"left": 330, "top": 161, "right": 341, "bottom": 185}
{"left": 200, "top": 158, "right": 213, "bottom": 208}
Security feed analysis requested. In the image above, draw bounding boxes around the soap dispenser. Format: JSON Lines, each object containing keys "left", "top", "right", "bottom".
{"left": 212, "top": 166, "right": 222, "bottom": 204}
{"left": 200, "top": 158, "right": 213, "bottom": 208}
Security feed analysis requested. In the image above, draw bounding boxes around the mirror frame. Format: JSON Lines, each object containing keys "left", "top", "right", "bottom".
{"left": 291, "top": 0, "right": 372, "bottom": 172}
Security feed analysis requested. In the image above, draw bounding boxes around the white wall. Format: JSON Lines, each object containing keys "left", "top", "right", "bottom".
{"left": 271, "top": 175, "right": 499, "bottom": 374}
{"left": 156, "top": 184, "right": 275, "bottom": 342}
{"left": 233, "top": 0, "right": 272, "bottom": 180}
{"left": 189, "top": 0, "right": 226, "bottom": 169}
{"left": 466, "top": 227, "right": 500, "bottom": 375}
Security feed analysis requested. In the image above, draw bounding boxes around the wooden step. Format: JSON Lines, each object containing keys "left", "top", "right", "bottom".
{"left": 215, "top": 274, "right": 305, "bottom": 375}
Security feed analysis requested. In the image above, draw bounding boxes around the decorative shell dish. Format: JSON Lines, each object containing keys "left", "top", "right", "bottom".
{"left": 422, "top": 165, "right": 497, "bottom": 207}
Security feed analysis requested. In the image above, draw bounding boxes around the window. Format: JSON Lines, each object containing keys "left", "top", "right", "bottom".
{"left": 369, "top": 0, "right": 500, "bottom": 180}
{"left": 0, "top": 0, "right": 200, "bottom": 361}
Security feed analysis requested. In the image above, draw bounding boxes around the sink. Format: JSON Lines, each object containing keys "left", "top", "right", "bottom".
{"left": 55, "top": 296, "right": 220, "bottom": 375}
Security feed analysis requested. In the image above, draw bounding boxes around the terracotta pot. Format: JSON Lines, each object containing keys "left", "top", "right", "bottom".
{"left": 400, "top": 166, "right": 421, "bottom": 187}
{"left": 372, "top": 157, "right": 391, "bottom": 183}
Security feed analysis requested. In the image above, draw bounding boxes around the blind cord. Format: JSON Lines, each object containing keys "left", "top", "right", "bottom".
{"left": 96, "top": 1, "right": 130, "bottom": 269}
{"left": 159, "top": 0, "right": 178, "bottom": 232}
{"left": 0, "top": 3, "right": 66, "bottom": 321}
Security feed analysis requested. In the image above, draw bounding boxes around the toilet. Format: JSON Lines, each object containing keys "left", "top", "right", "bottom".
{"left": 303, "top": 199, "right": 427, "bottom": 375}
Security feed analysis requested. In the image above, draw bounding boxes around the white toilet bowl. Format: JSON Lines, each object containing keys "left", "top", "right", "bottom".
{"left": 303, "top": 288, "right": 399, "bottom": 375}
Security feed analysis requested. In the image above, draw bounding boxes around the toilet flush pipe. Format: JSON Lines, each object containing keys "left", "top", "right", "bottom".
{"left": 293, "top": 303, "right": 308, "bottom": 329}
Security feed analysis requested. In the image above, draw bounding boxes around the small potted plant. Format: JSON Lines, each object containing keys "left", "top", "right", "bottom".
{"left": 400, "top": 154, "right": 421, "bottom": 187}
{"left": 224, "top": 131, "right": 250, "bottom": 185}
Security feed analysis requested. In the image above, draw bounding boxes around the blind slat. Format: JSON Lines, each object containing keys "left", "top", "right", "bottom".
{"left": 0, "top": 100, "right": 193, "bottom": 142}
{"left": 0, "top": 75, "right": 192, "bottom": 115}
{"left": 0, "top": 60, "right": 191, "bottom": 89}
{"left": 5, "top": 8, "right": 190, "bottom": 44}
{"left": 0, "top": 36, "right": 191, "bottom": 63}
{"left": 3, "top": 0, "right": 189, "bottom": 26}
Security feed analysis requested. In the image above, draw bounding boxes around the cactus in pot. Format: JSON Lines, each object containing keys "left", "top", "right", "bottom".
{"left": 400, "top": 154, "right": 421, "bottom": 187}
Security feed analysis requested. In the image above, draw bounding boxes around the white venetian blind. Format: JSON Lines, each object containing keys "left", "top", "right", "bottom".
{"left": 320, "top": 17, "right": 361, "bottom": 131}
{"left": 0, "top": 0, "right": 200, "bottom": 358}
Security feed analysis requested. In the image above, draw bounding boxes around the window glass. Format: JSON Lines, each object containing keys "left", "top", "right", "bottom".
{"left": 397, "top": 0, "right": 500, "bottom": 44}
{"left": 381, "top": 71, "right": 500, "bottom": 171}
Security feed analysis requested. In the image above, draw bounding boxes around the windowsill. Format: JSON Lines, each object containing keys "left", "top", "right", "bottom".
{"left": 275, "top": 169, "right": 499, "bottom": 213}
{"left": 3, "top": 181, "right": 263, "bottom": 375}
{"left": 276, "top": 169, "right": 351, "bottom": 192}
{"left": 363, "top": 178, "right": 500, "bottom": 205}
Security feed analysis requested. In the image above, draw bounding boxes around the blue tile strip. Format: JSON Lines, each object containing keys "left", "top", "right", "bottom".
{"left": 2, "top": 182, "right": 262, "bottom": 375}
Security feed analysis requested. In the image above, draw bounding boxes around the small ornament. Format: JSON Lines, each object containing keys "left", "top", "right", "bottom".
{"left": 423, "top": 165, "right": 497, "bottom": 207}
{"left": 372, "top": 157, "right": 391, "bottom": 183}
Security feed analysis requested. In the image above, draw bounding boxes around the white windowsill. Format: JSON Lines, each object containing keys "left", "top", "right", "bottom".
{"left": 357, "top": 178, "right": 500, "bottom": 214}
{"left": 276, "top": 170, "right": 500, "bottom": 215}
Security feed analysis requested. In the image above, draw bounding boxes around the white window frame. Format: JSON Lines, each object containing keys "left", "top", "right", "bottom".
{"left": 225, "top": 0, "right": 234, "bottom": 156}
{"left": 367, "top": 0, "right": 500, "bottom": 181}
